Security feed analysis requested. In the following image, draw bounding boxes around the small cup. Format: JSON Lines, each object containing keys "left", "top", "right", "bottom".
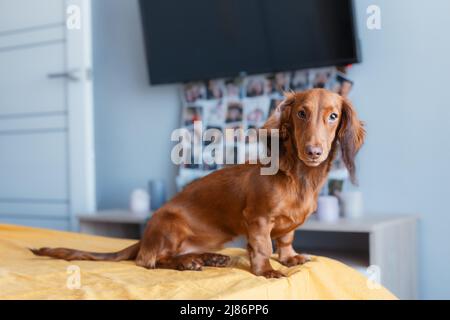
{"left": 316, "top": 196, "right": 340, "bottom": 222}
{"left": 340, "top": 191, "right": 364, "bottom": 218}
{"left": 130, "top": 189, "right": 150, "bottom": 214}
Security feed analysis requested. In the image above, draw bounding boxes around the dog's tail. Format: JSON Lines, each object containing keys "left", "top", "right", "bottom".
{"left": 30, "top": 241, "right": 141, "bottom": 262}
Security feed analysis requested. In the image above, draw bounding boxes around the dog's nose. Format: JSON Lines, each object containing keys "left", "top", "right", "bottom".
{"left": 305, "top": 145, "right": 323, "bottom": 158}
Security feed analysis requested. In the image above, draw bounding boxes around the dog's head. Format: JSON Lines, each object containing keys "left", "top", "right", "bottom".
{"left": 263, "top": 89, "right": 365, "bottom": 183}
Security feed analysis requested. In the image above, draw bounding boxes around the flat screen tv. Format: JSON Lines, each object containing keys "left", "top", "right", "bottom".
{"left": 140, "top": 0, "right": 360, "bottom": 85}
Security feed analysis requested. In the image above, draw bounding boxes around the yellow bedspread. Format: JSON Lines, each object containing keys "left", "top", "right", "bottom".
{"left": 0, "top": 224, "right": 396, "bottom": 300}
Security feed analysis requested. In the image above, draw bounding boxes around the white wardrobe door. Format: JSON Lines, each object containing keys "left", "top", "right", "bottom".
{"left": 0, "top": 131, "right": 68, "bottom": 200}
{"left": 0, "top": 20, "right": 70, "bottom": 229}
{"left": 0, "top": 0, "right": 64, "bottom": 32}
{"left": 0, "top": 42, "right": 66, "bottom": 116}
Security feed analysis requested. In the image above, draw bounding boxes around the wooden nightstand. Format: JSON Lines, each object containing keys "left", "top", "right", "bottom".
{"left": 77, "top": 210, "right": 150, "bottom": 239}
{"left": 295, "top": 214, "right": 419, "bottom": 300}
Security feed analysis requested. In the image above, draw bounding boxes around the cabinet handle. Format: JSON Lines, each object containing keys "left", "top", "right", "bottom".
{"left": 47, "top": 69, "right": 80, "bottom": 81}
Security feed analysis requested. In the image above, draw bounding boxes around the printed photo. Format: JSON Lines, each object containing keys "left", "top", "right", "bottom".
{"left": 311, "top": 67, "right": 335, "bottom": 89}
{"left": 204, "top": 100, "right": 225, "bottom": 127}
{"left": 266, "top": 72, "right": 291, "bottom": 95}
{"left": 291, "top": 70, "right": 310, "bottom": 91}
{"left": 276, "top": 72, "right": 291, "bottom": 92}
{"left": 245, "top": 76, "right": 266, "bottom": 97}
{"left": 206, "top": 80, "right": 225, "bottom": 100}
{"left": 268, "top": 98, "right": 284, "bottom": 117}
{"left": 225, "top": 101, "right": 244, "bottom": 123}
{"left": 183, "top": 105, "right": 203, "bottom": 126}
{"left": 244, "top": 97, "right": 270, "bottom": 128}
{"left": 184, "top": 82, "right": 207, "bottom": 103}
{"left": 225, "top": 79, "right": 241, "bottom": 99}
{"left": 331, "top": 73, "right": 354, "bottom": 98}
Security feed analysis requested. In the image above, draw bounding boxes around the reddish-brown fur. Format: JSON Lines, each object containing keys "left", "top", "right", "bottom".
{"left": 31, "top": 89, "right": 365, "bottom": 278}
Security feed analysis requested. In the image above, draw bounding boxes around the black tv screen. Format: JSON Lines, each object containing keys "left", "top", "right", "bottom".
{"left": 140, "top": 0, "right": 360, "bottom": 85}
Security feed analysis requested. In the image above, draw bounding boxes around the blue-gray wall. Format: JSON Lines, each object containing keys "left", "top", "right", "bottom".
{"left": 92, "top": 0, "right": 450, "bottom": 298}
{"left": 349, "top": 0, "right": 450, "bottom": 299}
{"left": 92, "top": 0, "right": 181, "bottom": 208}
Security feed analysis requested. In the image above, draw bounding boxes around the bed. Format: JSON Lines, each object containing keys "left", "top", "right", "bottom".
{"left": 0, "top": 224, "right": 396, "bottom": 300}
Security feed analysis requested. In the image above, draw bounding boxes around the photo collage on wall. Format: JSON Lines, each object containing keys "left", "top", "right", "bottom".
{"left": 177, "top": 67, "right": 354, "bottom": 190}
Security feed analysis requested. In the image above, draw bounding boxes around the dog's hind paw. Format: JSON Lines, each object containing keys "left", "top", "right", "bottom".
{"left": 177, "top": 257, "right": 204, "bottom": 271}
{"left": 200, "top": 253, "right": 231, "bottom": 267}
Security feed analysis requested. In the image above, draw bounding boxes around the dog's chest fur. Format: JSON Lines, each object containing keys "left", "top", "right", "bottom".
{"left": 271, "top": 180, "right": 319, "bottom": 237}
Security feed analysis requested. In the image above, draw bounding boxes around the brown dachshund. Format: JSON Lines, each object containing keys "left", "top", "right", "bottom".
{"left": 31, "top": 89, "right": 365, "bottom": 278}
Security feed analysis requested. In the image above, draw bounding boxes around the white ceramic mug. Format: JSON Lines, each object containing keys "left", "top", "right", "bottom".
{"left": 340, "top": 191, "right": 364, "bottom": 218}
{"left": 130, "top": 189, "right": 150, "bottom": 214}
{"left": 316, "top": 196, "right": 340, "bottom": 222}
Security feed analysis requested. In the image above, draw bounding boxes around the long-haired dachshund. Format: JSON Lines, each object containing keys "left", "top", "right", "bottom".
{"left": 32, "top": 89, "right": 365, "bottom": 278}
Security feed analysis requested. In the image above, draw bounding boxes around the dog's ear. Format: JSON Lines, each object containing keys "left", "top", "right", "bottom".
{"left": 338, "top": 98, "right": 366, "bottom": 185}
{"left": 262, "top": 93, "right": 295, "bottom": 139}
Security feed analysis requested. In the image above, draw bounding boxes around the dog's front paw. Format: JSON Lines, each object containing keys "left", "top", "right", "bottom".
{"left": 280, "top": 254, "right": 311, "bottom": 267}
{"left": 260, "top": 269, "right": 285, "bottom": 279}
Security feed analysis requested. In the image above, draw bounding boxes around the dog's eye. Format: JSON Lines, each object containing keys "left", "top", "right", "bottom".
{"left": 329, "top": 113, "right": 338, "bottom": 122}
{"left": 298, "top": 110, "right": 307, "bottom": 119}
